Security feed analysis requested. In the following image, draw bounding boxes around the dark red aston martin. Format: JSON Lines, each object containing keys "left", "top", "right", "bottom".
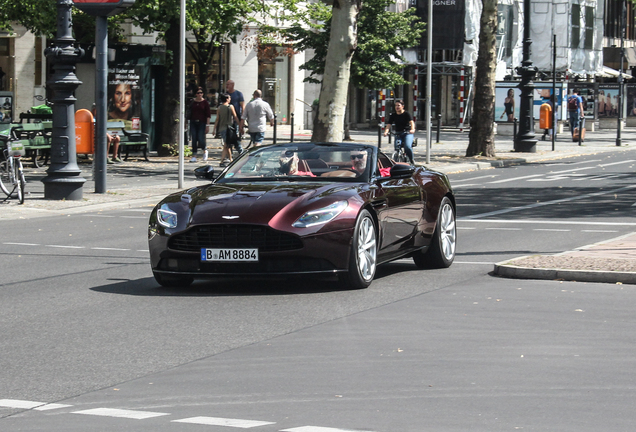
{"left": 148, "top": 142, "right": 456, "bottom": 289}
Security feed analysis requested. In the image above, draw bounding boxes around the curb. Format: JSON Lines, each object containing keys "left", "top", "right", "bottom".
{"left": 494, "top": 257, "right": 636, "bottom": 285}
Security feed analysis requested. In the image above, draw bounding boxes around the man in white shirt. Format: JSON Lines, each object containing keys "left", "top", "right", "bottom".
{"left": 240, "top": 90, "right": 275, "bottom": 146}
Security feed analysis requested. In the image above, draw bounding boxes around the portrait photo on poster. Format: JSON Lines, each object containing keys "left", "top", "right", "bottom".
{"left": 107, "top": 66, "right": 142, "bottom": 129}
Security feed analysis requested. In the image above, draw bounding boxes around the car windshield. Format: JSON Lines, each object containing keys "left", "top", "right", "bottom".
{"left": 216, "top": 144, "right": 373, "bottom": 183}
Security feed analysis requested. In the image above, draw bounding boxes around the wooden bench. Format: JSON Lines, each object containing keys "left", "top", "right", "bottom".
{"left": 107, "top": 121, "right": 150, "bottom": 161}
{"left": 19, "top": 112, "right": 53, "bottom": 124}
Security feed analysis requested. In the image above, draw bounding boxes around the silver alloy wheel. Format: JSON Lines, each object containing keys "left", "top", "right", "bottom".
{"left": 439, "top": 202, "right": 456, "bottom": 261}
{"left": 356, "top": 216, "right": 377, "bottom": 281}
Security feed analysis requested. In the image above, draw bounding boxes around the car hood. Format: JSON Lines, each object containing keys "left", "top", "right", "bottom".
{"left": 181, "top": 182, "right": 361, "bottom": 226}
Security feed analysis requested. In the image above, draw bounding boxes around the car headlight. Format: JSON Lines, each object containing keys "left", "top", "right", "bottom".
{"left": 292, "top": 201, "right": 348, "bottom": 228}
{"left": 157, "top": 206, "right": 178, "bottom": 228}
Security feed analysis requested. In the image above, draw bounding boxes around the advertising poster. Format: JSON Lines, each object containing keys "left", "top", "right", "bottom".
{"left": 107, "top": 66, "right": 142, "bottom": 129}
{"left": 597, "top": 84, "right": 620, "bottom": 118}
{"left": 626, "top": 85, "right": 636, "bottom": 116}
{"left": 0, "top": 93, "right": 13, "bottom": 123}
{"left": 495, "top": 83, "right": 521, "bottom": 123}
{"left": 533, "top": 86, "right": 563, "bottom": 121}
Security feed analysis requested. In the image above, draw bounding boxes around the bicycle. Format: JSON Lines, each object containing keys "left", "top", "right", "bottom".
{"left": 388, "top": 130, "right": 416, "bottom": 164}
{"left": 0, "top": 134, "right": 27, "bottom": 204}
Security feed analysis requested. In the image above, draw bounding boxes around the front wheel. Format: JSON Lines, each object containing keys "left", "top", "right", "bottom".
{"left": 345, "top": 209, "right": 377, "bottom": 289}
{"left": 15, "top": 160, "right": 25, "bottom": 204}
{"left": 153, "top": 271, "right": 194, "bottom": 288}
{"left": 413, "top": 197, "right": 456, "bottom": 269}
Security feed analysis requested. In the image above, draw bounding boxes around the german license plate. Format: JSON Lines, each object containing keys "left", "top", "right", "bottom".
{"left": 201, "top": 248, "right": 258, "bottom": 262}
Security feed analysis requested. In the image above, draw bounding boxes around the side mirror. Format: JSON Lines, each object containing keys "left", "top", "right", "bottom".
{"left": 194, "top": 165, "right": 215, "bottom": 180}
{"left": 389, "top": 163, "right": 415, "bottom": 179}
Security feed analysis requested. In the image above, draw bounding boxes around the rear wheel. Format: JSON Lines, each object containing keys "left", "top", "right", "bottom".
{"left": 0, "top": 160, "right": 11, "bottom": 196}
{"left": 153, "top": 271, "right": 194, "bottom": 288}
{"left": 345, "top": 209, "right": 377, "bottom": 289}
{"left": 413, "top": 197, "right": 456, "bottom": 269}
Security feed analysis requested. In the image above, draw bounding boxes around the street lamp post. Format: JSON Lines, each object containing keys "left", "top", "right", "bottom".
{"left": 617, "top": 0, "right": 626, "bottom": 147}
{"left": 514, "top": 0, "right": 537, "bottom": 153}
{"left": 41, "top": 0, "right": 86, "bottom": 200}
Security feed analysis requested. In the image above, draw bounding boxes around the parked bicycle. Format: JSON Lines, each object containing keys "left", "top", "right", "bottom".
{"left": 0, "top": 134, "right": 27, "bottom": 204}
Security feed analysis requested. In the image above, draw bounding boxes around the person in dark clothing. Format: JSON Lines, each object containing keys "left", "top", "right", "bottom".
{"left": 189, "top": 87, "right": 211, "bottom": 162}
{"left": 383, "top": 100, "right": 416, "bottom": 164}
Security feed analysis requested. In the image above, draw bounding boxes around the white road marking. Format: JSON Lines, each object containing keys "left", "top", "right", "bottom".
{"left": 0, "top": 399, "right": 72, "bottom": 410}
{"left": 35, "top": 403, "right": 74, "bottom": 411}
{"left": 533, "top": 229, "right": 570, "bottom": 232}
{"left": 281, "top": 427, "right": 375, "bottom": 432}
{"left": 0, "top": 399, "right": 44, "bottom": 409}
{"left": 486, "top": 160, "right": 635, "bottom": 184}
{"left": 91, "top": 247, "right": 131, "bottom": 251}
{"left": 485, "top": 227, "right": 522, "bottom": 230}
{"left": 3, "top": 242, "right": 40, "bottom": 246}
{"left": 72, "top": 408, "right": 170, "bottom": 419}
{"left": 452, "top": 183, "right": 482, "bottom": 188}
{"left": 457, "top": 227, "right": 476, "bottom": 230}
{"left": 455, "top": 261, "right": 494, "bottom": 265}
{"left": 581, "top": 230, "right": 619, "bottom": 233}
{"left": 458, "top": 218, "right": 636, "bottom": 226}
{"left": 451, "top": 174, "right": 499, "bottom": 183}
{"left": 462, "top": 184, "right": 636, "bottom": 219}
{"left": 173, "top": 416, "right": 275, "bottom": 428}
{"left": 45, "top": 245, "right": 85, "bottom": 249}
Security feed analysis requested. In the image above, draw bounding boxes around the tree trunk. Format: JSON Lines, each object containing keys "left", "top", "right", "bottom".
{"left": 466, "top": 0, "right": 497, "bottom": 157}
{"left": 311, "top": 0, "right": 361, "bottom": 142}
{"left": 157, "top": 18, "right": 181, "bottom": 156}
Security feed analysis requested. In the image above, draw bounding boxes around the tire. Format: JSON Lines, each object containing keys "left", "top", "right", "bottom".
{"left": 0, "top": 160, "right": 10, "bottom": 196}
{"left": 15, "top": 160, "right": 25, "bottom": 204}
{"left": 345, "top": 209, "right": 377, "bottom": 289}
{"left": 413, "top": 197, "right": 456, "bottom": 269}
{"left": 153, "top": 271, "right": 194, "bottom": 288}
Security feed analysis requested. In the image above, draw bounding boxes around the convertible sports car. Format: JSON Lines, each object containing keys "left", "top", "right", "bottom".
{"left": 148, "top": 142, "right": 456, "bottom": 289}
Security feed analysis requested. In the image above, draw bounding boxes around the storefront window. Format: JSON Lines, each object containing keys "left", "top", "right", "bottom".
{"left": 258, "top": 45, "right": 292, "bottom": 124}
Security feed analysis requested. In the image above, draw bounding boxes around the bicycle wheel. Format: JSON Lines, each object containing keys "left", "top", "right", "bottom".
{"left": 0, "top": 159, "right": 12, "bottom": 196}
{"left": 15, "top": 159, "right": 25, "bottom": 204}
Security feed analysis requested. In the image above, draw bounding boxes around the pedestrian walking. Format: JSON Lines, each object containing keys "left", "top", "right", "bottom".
{"left": 213, "top": 93, "right": 240, "bottom": 167}
{"left": 226, "top": 80, "right": 245, "bottom": 153}
{"left": 189, "top": 87, "right": 211, "bottom": 162}
{"left": 240, "top": 90, "right": 275, "bottom": 146}
{"left": 567, "top": 88, "right": 585, "bottom": 136}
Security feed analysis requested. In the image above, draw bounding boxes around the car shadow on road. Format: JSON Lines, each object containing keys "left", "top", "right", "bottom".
{"left": 92, "top": 275, "right": 372, "bottom": 297}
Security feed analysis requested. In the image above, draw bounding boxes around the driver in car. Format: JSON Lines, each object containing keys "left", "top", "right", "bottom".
{"left": 351, "top": 150, "right": 390, "bottom": 177}
{"left": 278, "top": 151, "right": 315, "bottom": 176}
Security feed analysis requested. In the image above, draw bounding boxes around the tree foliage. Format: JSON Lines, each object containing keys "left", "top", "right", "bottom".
{"left": 265, "top": 0, "right": 425, "bottom": 91}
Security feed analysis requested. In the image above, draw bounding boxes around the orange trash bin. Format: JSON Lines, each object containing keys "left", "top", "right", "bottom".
{"left": 539, "top": 103, "right": 552, "bottom": 130}
{"left": 75, "top": 109, "right": 94, "bottom": 155}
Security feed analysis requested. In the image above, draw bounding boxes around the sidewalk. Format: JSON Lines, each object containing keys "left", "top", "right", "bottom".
{"left": 2, "top": 126, "right": 635, "bottom": 285}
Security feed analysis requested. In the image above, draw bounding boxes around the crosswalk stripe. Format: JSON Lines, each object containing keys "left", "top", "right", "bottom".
{"left": 72, "top": 408, "right": 170, "bottom": 419}
{"left": 0, "top": 399, "right": 72, "bottom": 411}
{"left": 280, "top": 427, "right": 376, "bottom": 432}
{"left": 173, "top": 416, "right": 275, "bottom": 428}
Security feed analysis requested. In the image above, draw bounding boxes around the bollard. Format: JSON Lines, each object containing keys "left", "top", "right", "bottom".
{"left": 378, "top": 125, "right": 382, "bottom": 149}
{"left": 273, "top": 114, "right": 277, "bottom": 145}
{"left": 513, "top": 117, "right": 518, "bottom": 141}
{"left": 436, "top": 113, "right": 442, "bottom": 143}
{"left": 578, "top": 116, "right": 584, "bottom": 146}
{"left": 290, "top": 112, "right": 294, "bottom": 143}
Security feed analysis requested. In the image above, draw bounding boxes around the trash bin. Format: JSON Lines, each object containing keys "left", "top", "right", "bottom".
{"left": 75, "top": 109, "right": 94, "bottom": 155}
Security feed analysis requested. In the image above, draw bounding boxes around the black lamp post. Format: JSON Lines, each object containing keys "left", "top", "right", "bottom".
{"left": 41, "top": 0, "right": 86, "bottom": 200}
{"left": 514, "top": 0, "right": 537, "bottom": 153}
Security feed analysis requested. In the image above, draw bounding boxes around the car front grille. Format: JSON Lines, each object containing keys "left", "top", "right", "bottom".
{"left": 168, "top": 224, "right": 303, "bottom": 252}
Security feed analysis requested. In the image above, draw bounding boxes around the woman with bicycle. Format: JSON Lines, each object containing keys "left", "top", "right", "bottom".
{"left": 383, "top": 100, "right": 415, "bottom": 165}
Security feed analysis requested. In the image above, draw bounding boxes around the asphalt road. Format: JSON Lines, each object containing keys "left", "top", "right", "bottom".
{"left": 1, "top": 150, "right": 635, "bottom": 431}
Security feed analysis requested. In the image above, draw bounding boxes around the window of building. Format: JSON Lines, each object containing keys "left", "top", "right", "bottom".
{"left": 584, "top": 7, "right": 595, "bottom": 50}
{"left": 571, "top": 4, "right": 581, "bottom": 48}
